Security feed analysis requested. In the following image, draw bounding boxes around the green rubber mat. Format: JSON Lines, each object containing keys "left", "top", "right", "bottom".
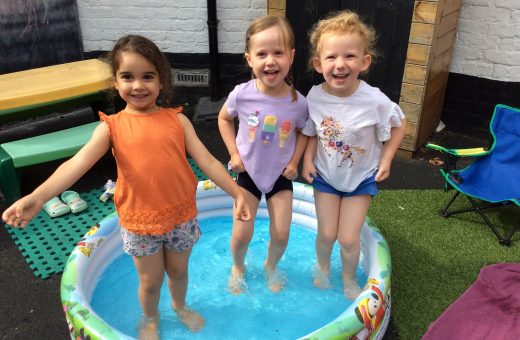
{"left": 188, "top": 158, "right": 208, "bottom": 180}
{"left": 4, "top": 159, "right": 229, "bottom": 279}
{"left": 4, "top": 186, "right": 115, "bottom": 279}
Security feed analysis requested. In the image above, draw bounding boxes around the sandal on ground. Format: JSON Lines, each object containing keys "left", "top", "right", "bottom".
{"left": 61, "top": 191, "right": 88, "bottom": 213}
{"left": 43, "top": 197, "right": 70, "bottom": 218}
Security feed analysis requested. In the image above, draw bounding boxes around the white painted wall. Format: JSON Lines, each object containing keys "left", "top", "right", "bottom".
{"left": 76, "top": 0, "right": 266, "bottom": 54}
{"left": 450, "top": 0, "right": 520, "bottom": 82}
{"left": 77, "top": 0, "right": 520, "bottom": 82}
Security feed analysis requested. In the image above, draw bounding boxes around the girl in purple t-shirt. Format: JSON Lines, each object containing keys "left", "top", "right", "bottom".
{"left": 218, "top": 15, "right": 308, "bottom": 294}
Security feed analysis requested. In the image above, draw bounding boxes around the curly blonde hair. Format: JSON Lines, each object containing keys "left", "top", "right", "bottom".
{"left": 308, "top": 11, "right": 377, "bottom": 71}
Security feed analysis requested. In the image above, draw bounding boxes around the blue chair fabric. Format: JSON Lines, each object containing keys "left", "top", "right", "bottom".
{"left": 427, "top": 104, "right": 520, "bottom": 246}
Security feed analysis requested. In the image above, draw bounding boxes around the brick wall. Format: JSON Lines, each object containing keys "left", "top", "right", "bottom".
{"left": 77, "top": 0, "right": 266, "bottom": 54}
{"left": 77, "top": 0, "right": 519, "bottom": 83}
{"left": 450, "top": 0, "right": 520, "bottom": 82}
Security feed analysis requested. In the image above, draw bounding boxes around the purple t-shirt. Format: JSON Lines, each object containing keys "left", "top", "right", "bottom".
{"left": 225, "top": 79, "right": 308, "bottom": 193}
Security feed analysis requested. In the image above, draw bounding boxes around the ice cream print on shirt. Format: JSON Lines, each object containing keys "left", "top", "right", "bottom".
{"left": 261, "top": 115, "right": 278, "bottom": 144}
{"left": 278, "top": 120, "right": 292, "bottom": 147}
{"left": 320, "top": 116, "right": 364, "bottom": 167}
{"left": 247, "top": 110, "right": 260, "bottom": 141}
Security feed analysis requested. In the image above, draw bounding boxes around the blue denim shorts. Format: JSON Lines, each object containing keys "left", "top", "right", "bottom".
{"left": 312, "top": 172, "right": 378, "bottom": 198}
{"left": 120, "top": 218, "right": 201, "bottom": 256}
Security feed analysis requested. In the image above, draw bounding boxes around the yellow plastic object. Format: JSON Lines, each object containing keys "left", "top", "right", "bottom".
{"left": 426, "top": 144, "right": 488, "bottom": 157}
{"left": 0, "top": 59, "right": 113, "bottom": 113}
{"left": 0, "top": 121, "right": 99, "bottom": 167}
{"left": 452, "top": 147, "right": 487, "bottom": 156}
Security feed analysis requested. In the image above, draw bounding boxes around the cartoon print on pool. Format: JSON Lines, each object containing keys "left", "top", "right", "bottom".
{"left": 77, "top": 223, "right": 106, "bottom": 257}
{"left": 352, "top": 279, "right": 387, "bottom": 340}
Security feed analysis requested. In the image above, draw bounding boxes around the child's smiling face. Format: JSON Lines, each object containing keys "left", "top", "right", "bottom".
{"left": 313, "top": 32, "right": 371, "bottom": 98}
{"left": 115, "top": 51, "right": 162, "bottom": 114}
{"left": 245, "top": 26, "right": 295, "bottom": 97}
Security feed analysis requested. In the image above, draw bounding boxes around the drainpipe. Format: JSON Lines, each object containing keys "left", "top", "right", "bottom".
{"left": 207, "top": 0, "right": 221, "bottom": 101}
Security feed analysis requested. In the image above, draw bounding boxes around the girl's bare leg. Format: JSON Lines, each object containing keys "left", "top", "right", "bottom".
{"left": 133, "top": 250, "right": 165, "bottom": 339}
{"left": 229, "top": 188, "right": 259, "bottom": 294}
{"left": 337, "top": 195, "right": 371, "bottom": 299}
{"left": 313, "top": 190, "right": 341, "bottom": 289}
{"left": 264, "top": 190, "right": 292, "bottom": 292}
{"left": 164, "top": 248, "right": 205, "bottom": 332}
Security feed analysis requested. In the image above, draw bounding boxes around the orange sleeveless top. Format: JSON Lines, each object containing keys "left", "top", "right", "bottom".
{"left": 100, "top": 107, "right": 198, "bottom": 235}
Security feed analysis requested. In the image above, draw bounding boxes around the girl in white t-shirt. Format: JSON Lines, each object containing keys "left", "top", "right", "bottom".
{"left": 301, "top": 10, "right": 406, "bottom": 299}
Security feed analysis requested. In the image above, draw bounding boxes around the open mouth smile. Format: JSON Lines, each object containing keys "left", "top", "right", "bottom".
{"left": 332, "top": 73, "right": 349, "bottom": 79}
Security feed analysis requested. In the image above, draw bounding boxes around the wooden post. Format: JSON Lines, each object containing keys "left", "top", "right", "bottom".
{"left": 399, "top": 0, "right": 463, "bottom": 153}
{"left": 268, "top": 0, "right": 286, "bottom": 16}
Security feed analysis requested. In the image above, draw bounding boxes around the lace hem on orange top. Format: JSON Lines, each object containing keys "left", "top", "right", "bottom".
{"left": 118, "top": 197, "right": 198, "bottom": 235}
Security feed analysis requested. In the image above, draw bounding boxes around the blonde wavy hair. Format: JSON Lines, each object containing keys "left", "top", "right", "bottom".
{"left": 308, "top": 11, "right": 377, "bottom": 72}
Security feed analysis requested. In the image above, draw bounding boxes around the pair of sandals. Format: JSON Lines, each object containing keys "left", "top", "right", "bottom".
{"left": 43, "top": 191, "right": 88, "bottom": 218}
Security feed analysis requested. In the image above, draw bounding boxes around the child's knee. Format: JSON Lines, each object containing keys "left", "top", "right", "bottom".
{"left": 231, "top": 232, "right": 253, "bottom": 246}
{"left": 338, "top": 237, "right": 360, "bottom": 252}
{"left": 317, "top": 230, "right": 337, "bottom": 246}
{"left": 168, "top": 268, "right": 188, "bottom": 281}
{"left": 140, "top": 277, "right": 163, "bottom": 294}
{"left": 270, "top": 229, "right": 289, "bottom": 245}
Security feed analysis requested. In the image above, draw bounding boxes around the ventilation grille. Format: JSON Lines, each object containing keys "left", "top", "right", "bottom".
{"left": 173, "top": 69, "right": 209, "bottom": 87}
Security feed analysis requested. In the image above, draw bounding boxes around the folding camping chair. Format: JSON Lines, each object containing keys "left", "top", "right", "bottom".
{"left": 426, "top": 104, "right": 520, "bottom": 246}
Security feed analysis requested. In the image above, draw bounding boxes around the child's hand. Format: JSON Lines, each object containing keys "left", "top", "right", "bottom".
{"left": 234, "top": 193, "right": 251, "bottom": 222}
{"left": 282, "top": 162, "right": 298, "bottom": 181}
{"left": 302, "top": 161, "right": 317, "bottom": 184}
{"left": 375, "top": 163, "right": 391, "bottom": 182}
{"left": 228, "top": 154, "right": 245, "bottom": 173}
{"left": 2, "top": 194, "right": 44, "bottom": 229}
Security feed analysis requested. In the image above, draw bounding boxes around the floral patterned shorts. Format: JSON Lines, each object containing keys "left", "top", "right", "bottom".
{"left": 120, "top": 218, "right": 201, "bottom": 256}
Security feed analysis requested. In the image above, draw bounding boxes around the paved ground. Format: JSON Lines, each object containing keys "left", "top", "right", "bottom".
{"left": 0, "top": 118, "right": 487, "bottom": 339}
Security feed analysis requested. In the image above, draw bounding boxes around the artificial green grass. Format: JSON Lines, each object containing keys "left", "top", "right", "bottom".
{"left": 368, "top": 189, "right": 518, "bottom": 339}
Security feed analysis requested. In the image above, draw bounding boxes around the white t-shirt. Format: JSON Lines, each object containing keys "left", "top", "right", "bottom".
{"left": 302, "top": 81, "right": 404, "bottom": 192}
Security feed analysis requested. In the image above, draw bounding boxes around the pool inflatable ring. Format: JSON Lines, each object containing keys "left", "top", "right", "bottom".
{"left": 61, "top": 181, "right": 391, "bottom": 339}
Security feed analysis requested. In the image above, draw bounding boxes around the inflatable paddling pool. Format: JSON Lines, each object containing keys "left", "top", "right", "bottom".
{"left": 61, "top": 181, "right": 391, "bottom": 339}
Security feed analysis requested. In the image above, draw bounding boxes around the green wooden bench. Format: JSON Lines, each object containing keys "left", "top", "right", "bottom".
{"left": 0, "top": 59, "right": 113, "bottom": 206}
{"left": 0, "top": 121, "right": 99, "bottom": 205}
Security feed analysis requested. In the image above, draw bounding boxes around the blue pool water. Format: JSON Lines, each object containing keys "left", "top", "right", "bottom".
{"left": 91, "top": 216, "right": 367, "bottom": 339}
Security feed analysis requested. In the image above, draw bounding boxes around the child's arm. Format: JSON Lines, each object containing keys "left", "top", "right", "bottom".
{"left": 217, "top": 103, "right": 244, "bottom": 173}
{"left": 376, "top": 117, "right": 406, "bottom": 182}
{"left": 179, "top": 114, "right": 251, "bottom": 221}
{"left": 302, "top": 136, "right": 318, "bottom": 183}
{"left": 282, "top": 130, "right": 308, "bottom": 180}
{"left": 2, "top": 123, "right": 111, "bottom": 228}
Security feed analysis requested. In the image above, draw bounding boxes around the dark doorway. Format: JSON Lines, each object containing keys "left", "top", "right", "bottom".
{"left": 286, "top": 0, "right": 414, "bottom": 102}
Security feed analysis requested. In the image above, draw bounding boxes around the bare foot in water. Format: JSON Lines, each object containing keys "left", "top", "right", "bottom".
{"left": 343, "top": 278, "right": 362, "bottom": 300}
{"left": 264, "top": 265, "right": 286, "bottom": 293}
{"left": 228, "top": 265, "right": 247, "bottom": 295}
{"left": 174, "top": 307, "right": 205, "bottom": 332}
{"left": 312, "top": 264, "right": 331, "bottom": 289}
{"left": 138, "top": 314, "right": 159, "bottom": 340}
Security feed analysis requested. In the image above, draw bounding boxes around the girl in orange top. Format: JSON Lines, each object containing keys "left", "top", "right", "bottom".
{"left": 2, "top": 35, "right": 251, "bottom": 339}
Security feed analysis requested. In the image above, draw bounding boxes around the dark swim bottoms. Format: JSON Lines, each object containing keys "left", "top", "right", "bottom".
{"left": 236, "top": 171, "right": 292, "bottom": 201}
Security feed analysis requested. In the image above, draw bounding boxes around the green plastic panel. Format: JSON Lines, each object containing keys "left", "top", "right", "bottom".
{"left": 4, "top": 159, "right": 231, "bottom": 279}
{"left": 4, "top": 186, "right": 115, "bottom": 279}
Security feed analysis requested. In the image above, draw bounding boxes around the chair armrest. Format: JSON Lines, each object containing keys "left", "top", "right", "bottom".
{"left": 425, "top": 143, "right": 489, "bottom": 157}
{"left": 426, "top": 143, "right": 490, "bottom": 183}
